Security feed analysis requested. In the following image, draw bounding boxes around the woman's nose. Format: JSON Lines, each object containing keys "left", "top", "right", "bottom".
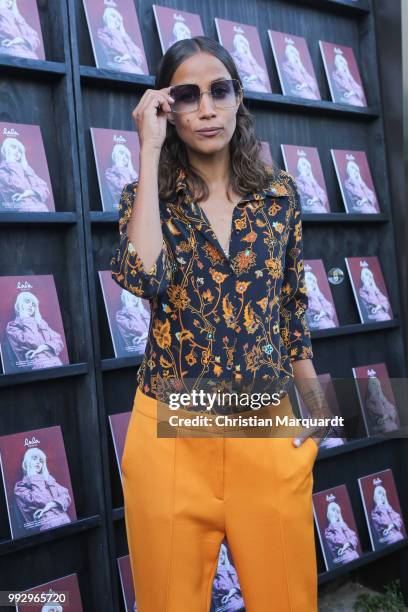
{"left": 197, "top": 91, "right": 217, "bottom": 115}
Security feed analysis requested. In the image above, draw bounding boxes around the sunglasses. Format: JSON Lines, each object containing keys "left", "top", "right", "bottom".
{"left": 168, "top": 78, "right": 243, "bottom": 114}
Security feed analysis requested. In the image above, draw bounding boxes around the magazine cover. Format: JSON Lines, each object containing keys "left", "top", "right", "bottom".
{"left": 152, "top": 5, "right": 204, "bottom": 53}
{"left": 345, "top": 256, "right": 393, "bottom": 323}
{"left": 210, "top": 538, "right": 245, "bottom": 612}
{"left": 259, "top": 140, "right": 273, "bottom": 166}
{"left": 331, "top": 149, "right": 380, "bottom": 214}
{"left": 108, "top": 411, "right": 131, "bottom": 480}
{"left": 99, "top": 270, "right": 150, "bottom": 357}
{"left": 16, "top": 573, "right": 83, "bottom": 611}
{"left": 0, "top": 425, "right": 77, "bottom": 539}
{"left": 358, "top": 468, "right": 406, "bottom": 551}
{"left": 313, "top": 484, "right": 362, "bottom": 571}
{"left": 214, "top": 18, "right": 272, "bottom": 93}
{"left": 281, "top": 144, "right": 330, "bottom": 213}
{"left": 319, "top": 40, "right": 367, "bottom": 107}
{"left": 0, "top": 0, "right": 45, "bottom": 60}
{"left": 118, "top": 555, "right": 137, "bottom": 612}
{"left": 90, "top": 128, "right": 140, "bottom": 212}
{"left": 352, "top": 362, "right": 400, "bottom": 436}
{"left": 0, "top": 275, "right": 69, "bottom": 374}
{"left": 268, "top": 30, "right": 320, "bottom": 100}
{"left": 0, "top": 122, "right": 55, "bottom": 212}
{"left": 82, "top": 0, "right": 148, "bottom": 74}
{"left": 295, "top": 373, "right": 347, "bottom": 449}
{"left": 304, "top": 260, "right": 339, "bottom": 330}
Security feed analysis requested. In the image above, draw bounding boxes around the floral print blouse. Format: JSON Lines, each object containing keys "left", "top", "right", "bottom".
{"left": 110, "top": 166, "right": 314, "bottom": 408}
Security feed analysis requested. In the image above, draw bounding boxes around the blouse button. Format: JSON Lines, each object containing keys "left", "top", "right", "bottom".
{"left": 226, "top": 364, "right": 232, "bottom": 370}
{"left": 187, "top": 223, "right": 192, "bottom": 228}
{"left": 234, "top": 229, "right": 240, "bottom": 235}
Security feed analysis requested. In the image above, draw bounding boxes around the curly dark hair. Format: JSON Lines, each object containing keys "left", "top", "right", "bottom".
{"left": 154, "top": 36, "right": 277, "bottom": 203}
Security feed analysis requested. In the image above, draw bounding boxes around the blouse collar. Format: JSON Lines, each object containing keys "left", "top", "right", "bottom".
{"left": 173, "top": 166, "right": 289, "bottom": 207}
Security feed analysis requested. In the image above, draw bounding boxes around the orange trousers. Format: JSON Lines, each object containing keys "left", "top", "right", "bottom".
{"left": 121, "top": 386, "right": 319, "bottom": 612}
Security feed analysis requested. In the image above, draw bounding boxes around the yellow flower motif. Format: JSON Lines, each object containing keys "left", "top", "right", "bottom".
{"left": 294, "top": 221, "right": 301, "bottom": 242}
{"left": 202, "top": 288, "right": 214, "bottom": 302}
{"left": 210, "top": 268, "right": 228, "bottom": 284}
{"left": 256, "top": 296, "right": 268, "bottom": 312}
{"left": 168, "top": 285, "right": 191, "bottom": 310}
{"left": 243, "top": 230, "right": 257, "bottom": 243}
{"left": 235, "top": 217, "right": 247, "bottom": 231}
{"left": 203, "top": 242, "right": 225, "bottom": 265}
{"left": 153, "top": 319, "right": 171, "bottom": 349}
{"left": 213, "top": 364, "right": 223, "bottom": 377}
{"left": 236, "top": 281, "right": 251, "bottom": 293}
{"left": 272, "top": 222, "right": 285, "bottom": 234}
{"left": 268, "top": 203, "right": 282, "bottom": 216}
{"left": 186, "top": 352, "right": 197, "bottom": 366}
{"left": 265, "top": 257, "right": 282, "bottom": 279}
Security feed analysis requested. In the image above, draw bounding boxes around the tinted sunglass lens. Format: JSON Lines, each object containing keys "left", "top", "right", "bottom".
{"left": 211, "top": 80, "right": 240, "bottom": 108}
{"left": 170, "top": 84, "right": 200, "bottom": 112}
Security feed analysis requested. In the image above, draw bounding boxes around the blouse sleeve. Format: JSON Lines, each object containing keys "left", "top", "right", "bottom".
{"left": 110, "top": 182, "right": 175, "bottom": 300}
{"left": 279, "top": 173, "right": 314, "bottom": 362}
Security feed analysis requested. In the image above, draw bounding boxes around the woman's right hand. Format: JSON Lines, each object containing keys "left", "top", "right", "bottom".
{"left": 132, "top": 87, "right": 175, "bottom": 153}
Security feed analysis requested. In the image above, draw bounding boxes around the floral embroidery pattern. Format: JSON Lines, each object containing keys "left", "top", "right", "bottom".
{"left": 110, "top": 166, "right": 313, "bottom": 405}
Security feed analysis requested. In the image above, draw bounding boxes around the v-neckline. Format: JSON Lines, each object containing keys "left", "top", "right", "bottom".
{"left": 197, "top": 197, "right": 244, "bottom": 262}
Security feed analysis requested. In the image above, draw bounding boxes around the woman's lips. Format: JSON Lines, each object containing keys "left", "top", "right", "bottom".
{"left": 196, "top": 128, "right": 223, "bottom": 137}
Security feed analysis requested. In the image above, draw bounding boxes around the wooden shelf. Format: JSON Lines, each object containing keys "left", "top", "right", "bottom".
{"left": 0, "top": 57, "right": 66, "bottom": 79}
{"left": 79, "top": 65, "right": 378, "bottom": 120}
{"left": 318, "top": 538, "right": 408, "bottom": 585}
{"left": 293, "top": 0, "right": 370, "bottom": 16}
{"left": 311, "top": 318, "right": 400, "bottom": 340}
{"left": 0, "top": 212, "right": 77, "bottom": 225}
{"left": 0, "top": 515, "right": 101, "bottom": 556}
{"left": 0, "top": 363, "right": 88, "bottom": 388}
{"left": 302, "top": 212, "right": 389, "bottom": 223}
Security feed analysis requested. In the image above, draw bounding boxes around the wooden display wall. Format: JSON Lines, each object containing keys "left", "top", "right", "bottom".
{"left": 0, "top": 0, "right": 407, "bottom": 609}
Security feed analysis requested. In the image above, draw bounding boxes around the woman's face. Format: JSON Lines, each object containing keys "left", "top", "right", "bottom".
{"left": 347, "top": 162, "right": 360, "bottom": 180}
{"left": 30, "top": 452, "right": 44, "bottom": 473}
{"left": 168, "top": 52, "right": 240, "bottom": 157}
{"left": 286, "top": 45, "right": 300, "bottom": 64}
{"left": 21, "top": 296, "right": 35, "bottom": 317}
{"left": 329, "top": 504, "right": 341, "bottom": 523}
{"left": 106, "top": 11, "right": 121, "bottom": 30}
{"left": 298, "top": 158, "right": 311, "bottom": 177}
{"left": 116, "top": 147, "right": 130, "bottom": 167}
{"left": 376, "top": 489, "right": 386, "bottom": 505}
{"left": 7, "top": 141, "right": 22, "bottom": 163}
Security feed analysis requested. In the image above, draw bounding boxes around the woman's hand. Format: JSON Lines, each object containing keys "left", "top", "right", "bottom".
{"left": 132, "top": 87, "right": 175, "bottom": 153}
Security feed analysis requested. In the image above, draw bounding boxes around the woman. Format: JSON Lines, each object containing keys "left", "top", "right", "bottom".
{"left": 6, "top": 291, "right": 65, "bottom": 371}
{"left": 344, "top": 159, "right": 378, "bottom": 213}
{"left": 359, "top": 267, "right": 391, "bottom": 322}
{"left": 305, "top": 270, "right": 337, "bottom": 329}
{"left": 371, "top": 484, "right": 405, "bottom": 546}
{"left": 231, "top": 33, "right": 270, "bottom": 92}
{"left": 332, "top": 52, "right": 366, "bottom": 107}
{"left": 111, "top": 36, "right": 331, "bottom": 612}
{"left": 282, "top": 43, "right": 320, "bottom": 100}
{"left": 14, "top": 446, "right": 72, "bottom": 533}
{"left": 324, "top": 501, "right": 360, "bottom": 565}
{"left": 0, "top": 0, "right": 42, "bottom": 60}
{"left": 295, "top": 156, "right": 328, "bottom": 213}
{"left": 0, "top": 137, "right": 51, "bottom": 212}
{"left": 97, "top": 7, "right": 146, "bottom": 74}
